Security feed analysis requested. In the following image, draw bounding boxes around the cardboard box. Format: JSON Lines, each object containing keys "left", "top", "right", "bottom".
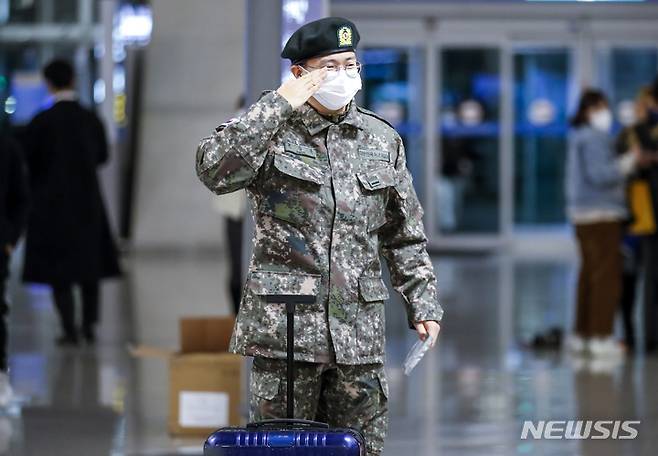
{"left": 169, "top": 316, "right": 243, "bottom": 436}
{"left": 130, "top": 316, "right": 244, "bottom": 437}
{"left": 168, "top": 352, "right": 242, "bottom": 436}
{"left": 179, "top": 317, "right": 235, "bottom": 353}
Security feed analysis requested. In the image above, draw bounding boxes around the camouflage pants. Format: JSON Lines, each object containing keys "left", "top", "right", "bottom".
{"left": 249, "top": 356, "right": 389, "bottom": 456}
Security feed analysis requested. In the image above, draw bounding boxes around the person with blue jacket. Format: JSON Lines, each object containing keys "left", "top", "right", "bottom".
{"left": 565, "top": 89, "right": 645, "bottom": 358}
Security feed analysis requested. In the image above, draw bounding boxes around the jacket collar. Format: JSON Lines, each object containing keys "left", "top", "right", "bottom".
{"left": 299, "top": 100, "right": 363, "bottom": 136}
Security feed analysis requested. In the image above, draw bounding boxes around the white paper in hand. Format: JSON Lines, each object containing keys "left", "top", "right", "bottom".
{"left": 403, "top": 334, "right": 433, "bottom": 376}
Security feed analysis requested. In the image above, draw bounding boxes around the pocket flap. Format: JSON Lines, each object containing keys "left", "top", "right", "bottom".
{"left": 394, "top": 183, "right": 409, "bottom": 200}
{"left": 251, "top": 361, "right": 281, "bottom": 400}
{"left": 376, "top": 369, "right": 389, "bottom": 399}
{"left": 253, "top": 375, "right": 280, "bottom": 400}
{"left": 285, "top": 141, "right": 317, "bottom": 159}
{"left": 393, "top": 176, "right": 411, "bottom": 200}
{"left": 368, "top": 210, "right": 388, "bottom": 232}
{"left": 356, "top": 166, "right": 398, "bottom": 191}
{"left": 248, "top": 270, "right": 321, "bottom": 296}
{"left": 358, "top": 276, "right": 390, "bottom": 302}
{"left": 273, "top": 152, "right": 326, "bottom": 185}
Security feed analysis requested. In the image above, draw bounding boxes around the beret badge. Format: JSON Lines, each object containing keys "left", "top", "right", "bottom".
{"left": 337, "top": 25, "right": 353, "bottom": 47}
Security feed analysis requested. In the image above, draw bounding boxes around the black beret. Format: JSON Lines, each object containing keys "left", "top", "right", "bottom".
{"left": 281, "top": 17, "right": 360, "bottom": 64}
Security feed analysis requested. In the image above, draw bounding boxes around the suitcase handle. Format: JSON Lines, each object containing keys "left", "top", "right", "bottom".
{"left": 261, "top": 294, "right": 316, "bottom": 419}
{"left": 246, "top": 418, "right": 329, "bottom": 429}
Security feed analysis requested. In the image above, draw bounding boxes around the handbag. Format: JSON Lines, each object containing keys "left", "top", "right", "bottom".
{"left": 628, "top": 178, "right": 656, "bottom": 235}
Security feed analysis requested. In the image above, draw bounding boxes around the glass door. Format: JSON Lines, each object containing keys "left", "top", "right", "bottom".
{"left": 360, "top": 47, "right": 426, "bottom": 198}
{"left": 343, "top": 15, "right": 658, "bottom": 251}
{"left": 597, "top": 46, "right": 658, "bottom": 130}
{"left": 436, "top": 47, "right": 502, "bottom": 235}
{"left": 513, "top": 48, "right": 571, "bottom": 228}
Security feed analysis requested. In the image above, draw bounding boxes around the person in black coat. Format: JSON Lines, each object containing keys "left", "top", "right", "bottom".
{"left": 20, "top": 59, "right": 121, "bottom": 346}
{"left": 0, "top": 133, "right": 29, "bottom": 378}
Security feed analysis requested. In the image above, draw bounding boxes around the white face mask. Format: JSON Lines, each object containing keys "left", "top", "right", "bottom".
{"left": 301, "top": 67, "right": 362, "bottom": 111}
{"left": 590, "top": 108, "right": 613, "bottom": 133}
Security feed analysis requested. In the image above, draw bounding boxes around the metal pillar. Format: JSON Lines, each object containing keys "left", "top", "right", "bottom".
{"left": 241, "top": 0, "right": 284, "bottom": 286}
{"left": 100, "top": 0, "right": 116, "bottom": 145}
{"left": 245, "top": 0, "right": 283, "bottom": 104}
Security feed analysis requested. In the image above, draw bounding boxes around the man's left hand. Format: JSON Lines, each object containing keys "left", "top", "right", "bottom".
{"left": 413, "top": 320, "right": 441, "bottom": 348}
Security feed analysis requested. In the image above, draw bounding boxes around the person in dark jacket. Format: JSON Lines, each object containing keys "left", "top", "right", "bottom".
{"left": 625, "top": 78, "right": 658, "bottom": 354}
{"left": 0, "top": 132, "right": 29, "bottom": 403}
{"left": 20, "top": 59, "right": 121, "bottom": 346}
{"left": 615, "top": 85, "right": 658, "bottom": 352}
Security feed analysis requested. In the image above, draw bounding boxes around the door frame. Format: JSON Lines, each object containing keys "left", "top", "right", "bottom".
{"left": 358, "top": 22, "right": 579, "bottom": 250}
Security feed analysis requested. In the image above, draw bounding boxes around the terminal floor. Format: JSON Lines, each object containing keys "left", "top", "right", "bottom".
{"left": 2, "top": 250, "right": 657, "bottom": 455}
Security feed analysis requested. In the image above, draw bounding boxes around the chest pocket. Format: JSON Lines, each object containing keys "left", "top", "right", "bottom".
{"left": 356, "top": 166, "right": 398, "bottom": 232}
{"left": 258, "top": 150, "right": 328, "bottom": 227}
{"left": 272, "top": 152, "right": 325, "bottom": 185}
{"left": 285, "top": 141, "right": 317, "bottom": 159}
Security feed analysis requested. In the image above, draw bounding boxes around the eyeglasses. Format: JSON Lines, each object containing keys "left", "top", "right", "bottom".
{"left": 301, "top": 61, "right": 363, "bottom": 79}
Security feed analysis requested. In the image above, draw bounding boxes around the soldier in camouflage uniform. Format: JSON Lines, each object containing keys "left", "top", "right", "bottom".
{"left": 195, "top": 17, "right": 443, "bottom": 456}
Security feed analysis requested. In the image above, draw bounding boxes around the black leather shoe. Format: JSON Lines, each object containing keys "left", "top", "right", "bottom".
{"left": 82, "top": 328, "right": 96, "bottom": 346}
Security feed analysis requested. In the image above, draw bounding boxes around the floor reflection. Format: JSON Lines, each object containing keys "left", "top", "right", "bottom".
{"left": 2, "top": 250, "right": 656, "bottom": 455}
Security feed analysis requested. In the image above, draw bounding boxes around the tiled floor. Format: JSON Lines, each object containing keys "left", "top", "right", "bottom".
{"left": 2, "top": 247, "right": 657, "bottom": 455}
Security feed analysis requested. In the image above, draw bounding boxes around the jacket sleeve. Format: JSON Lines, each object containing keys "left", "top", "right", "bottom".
{"left": 579, "top": 130, "right": 627, "bottom": 186}
{"left": 378, "top": 137, "right": 444, "bottom": 330}
{"left": 6, "top": 137, "right": 30, "bottom": 246}
{"left": 196, "top": 90, "right": 293, "bottom": 194}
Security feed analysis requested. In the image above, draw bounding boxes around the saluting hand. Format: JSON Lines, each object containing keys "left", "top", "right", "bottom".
{"left": 276, "top": 68, "right": 327, "bottom": 109}
{"left": 414, "top": 320, "right": 441, "bottom": 348}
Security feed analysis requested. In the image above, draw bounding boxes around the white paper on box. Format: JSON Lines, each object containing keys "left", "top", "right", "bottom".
{"left": 179, "top": 391, "right": 229, "bottom": 428}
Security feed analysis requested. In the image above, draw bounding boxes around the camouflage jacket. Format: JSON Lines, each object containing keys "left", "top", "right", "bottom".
{"left": 195, "top": 90, "right": 443, "bottom": 365}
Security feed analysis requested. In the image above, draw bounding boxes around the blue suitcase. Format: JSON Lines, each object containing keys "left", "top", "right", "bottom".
{"left": 203, "top": 294, "right": 366, "bottom": 455}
